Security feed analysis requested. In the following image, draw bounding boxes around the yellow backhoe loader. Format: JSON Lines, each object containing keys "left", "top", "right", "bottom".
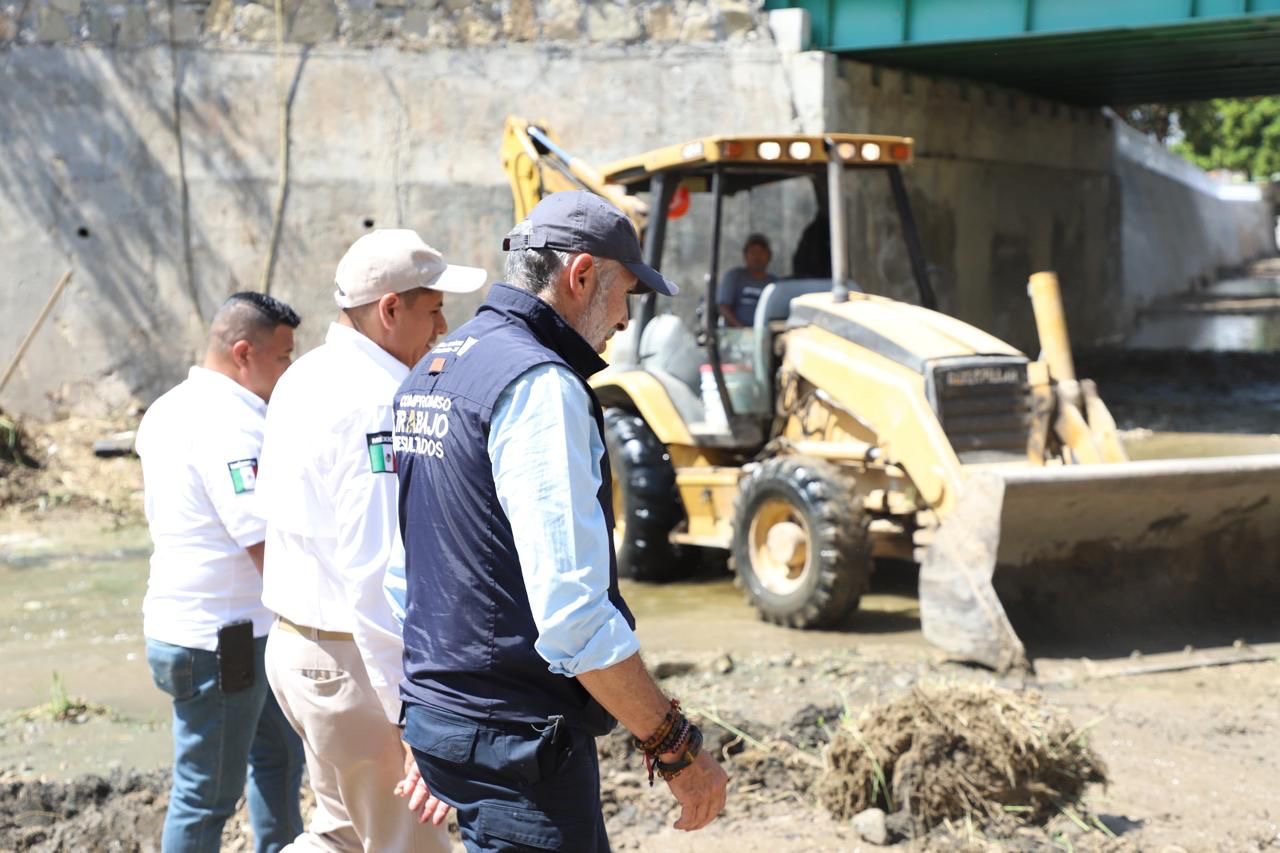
{"left": 500, "top": 117, "right": 1280, "bottom": 671}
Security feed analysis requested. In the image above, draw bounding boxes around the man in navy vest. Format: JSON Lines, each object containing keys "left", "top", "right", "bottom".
{"left": 393, "top": 191, "right": 729, "bottom": 850}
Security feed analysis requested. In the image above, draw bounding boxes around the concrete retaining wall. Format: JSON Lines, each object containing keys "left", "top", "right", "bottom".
{"left": 0, "top": 41, "right": 795, "bottom": 416}
{"left": 1, "top": 11, "right": 1274, "bottom": 416}
{"left": 1113, "top": 118, "right": 1276, "bottom": 312}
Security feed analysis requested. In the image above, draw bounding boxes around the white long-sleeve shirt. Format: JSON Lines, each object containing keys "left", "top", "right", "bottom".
{"left": 258, "top": 322, "right": 407, "bottom": 723}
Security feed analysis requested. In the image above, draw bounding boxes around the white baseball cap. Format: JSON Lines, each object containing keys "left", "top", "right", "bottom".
{"left": 334, "top": 229, "right": 487, "bottom": 309}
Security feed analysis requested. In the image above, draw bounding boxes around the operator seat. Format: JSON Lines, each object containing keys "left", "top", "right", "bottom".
{"left": 751, "top": 279, "right": 844, "bottom": 400}
{"left": 637, "top": 313, "right": 705, "bottom": 428}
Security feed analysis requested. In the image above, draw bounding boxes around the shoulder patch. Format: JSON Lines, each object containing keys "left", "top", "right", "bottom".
{"left": 227, "top": 458, "right": 258, "bottom": 494}
{"left": 366, "top": 431, "right": 396, "bottom": 473}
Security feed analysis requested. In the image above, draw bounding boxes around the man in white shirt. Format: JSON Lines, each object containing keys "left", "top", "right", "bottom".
{"left": 256, "top": 230, "right": 485, "bottom": 852}
{"left": 138, "top": 292, "right": 305, "bottom": 853}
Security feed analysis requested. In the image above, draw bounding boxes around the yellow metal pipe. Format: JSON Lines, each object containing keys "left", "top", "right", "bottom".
{"left": 1054, "top": 402, "right": 1103, "bottom": 464}
{"left": 1027, "top": 271, "right": 1076, "bottom": 383}
{"left": 1081, "top": 379, "right": 1130, "bottom": 463}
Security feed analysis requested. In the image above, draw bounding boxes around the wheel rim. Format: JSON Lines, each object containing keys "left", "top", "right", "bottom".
{"left": 748, "top": 497, "right": 811, "bottom": 596}
{"left": 612, "top": 477, "right": 626, "bottom": 553}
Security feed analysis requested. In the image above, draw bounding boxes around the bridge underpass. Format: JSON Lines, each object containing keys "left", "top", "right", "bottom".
{"left": 760, "top": 0, "right": 1278, "bottom": 355}
{"left": 766, "top": 0, "right": 1280, "bottom": 102}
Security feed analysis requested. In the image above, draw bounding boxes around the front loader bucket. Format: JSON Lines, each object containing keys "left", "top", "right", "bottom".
{"left": 920, "top": 454, "right": 1280, "bottom": 671}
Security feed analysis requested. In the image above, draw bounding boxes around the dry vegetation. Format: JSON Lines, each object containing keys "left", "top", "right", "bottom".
{"left": 0, "top": 409, "right": 142, "bottom": 520}
{"left": 818, "top": 684, "right": 1107, "bottom": 837}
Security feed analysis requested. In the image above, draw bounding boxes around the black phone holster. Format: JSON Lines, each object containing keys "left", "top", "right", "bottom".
{"left": 216, "top": 619, "right": 256, "bottom": 693}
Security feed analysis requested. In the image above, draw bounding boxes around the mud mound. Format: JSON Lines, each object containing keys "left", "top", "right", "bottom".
{"left": 0, "top": 411, "right": 39, "bottom": 465}
{"left": 818, "top": 684, "right": 1106, "bottom": 836}
{"left": 0, "top": 410, "right": 43, "bottom": 506}
{"left": 0, "top": 769, "right": 168, "bottom": 852}
{"left": 0, "top": 412, "right": 141, "bottom": 518}
{"left": 1075, "top": 348, "right": 1280, "bottom": 434}
{"left": 0, "top": 769, "right": 317, "bottom": 852}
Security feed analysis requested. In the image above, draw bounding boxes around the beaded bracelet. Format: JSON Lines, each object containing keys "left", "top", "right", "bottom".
{"left": 635, "top": 699, "right": 696, "bottom": 786}
{"left": 633, "top": 699, "right": 682, "bottom": 753}
{"left": 655, "top": 724, "right": 703, "bottom": 782}
{"left": 654, "top": 717, "right": 690, "bottom": 757}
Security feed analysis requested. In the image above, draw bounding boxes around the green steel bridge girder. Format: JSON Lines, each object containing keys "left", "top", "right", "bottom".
{"left": 765, "top": 0, "right": 1280, "bottom": 104}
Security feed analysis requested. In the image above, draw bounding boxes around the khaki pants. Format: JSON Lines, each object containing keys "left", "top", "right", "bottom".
{"left": 265, "top": 623, "right": 451, "bottom": 853}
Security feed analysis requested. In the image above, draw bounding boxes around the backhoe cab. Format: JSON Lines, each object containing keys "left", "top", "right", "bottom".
{"left": 500, "top": 117, "right": 1280, "bottom": 672}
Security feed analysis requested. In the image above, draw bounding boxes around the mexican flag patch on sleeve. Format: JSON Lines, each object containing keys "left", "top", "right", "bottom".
{"left": 366, "top": 431, "right": 396, "bottom": 473}
{"left": 227, "top": 458, "right": 258, "bottom": 494}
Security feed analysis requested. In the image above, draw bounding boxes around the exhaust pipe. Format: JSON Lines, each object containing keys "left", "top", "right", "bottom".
{"left": 824, "top": 137, "right": 849, "bottom": 303}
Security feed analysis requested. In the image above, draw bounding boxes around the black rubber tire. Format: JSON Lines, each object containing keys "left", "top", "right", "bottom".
{"left": 603, "top": 408, "right": 687, "bottom": 582}
{"left": 731, "top": 456, "right": 871, "bottom": 629}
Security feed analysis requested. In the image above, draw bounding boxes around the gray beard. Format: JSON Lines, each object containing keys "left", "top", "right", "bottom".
{"left": 578, "top": 278, "right": 615, "bottom": 351}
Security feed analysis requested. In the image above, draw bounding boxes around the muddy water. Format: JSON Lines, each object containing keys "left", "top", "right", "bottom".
{"left": 627, "top": 561, "right": 924, "bottom": 662}
{"left": 1122, "top": 430, "right": 1280, "bottom": 459}
{"left": 0, "top": 518, "right": 170, "bottom": 777}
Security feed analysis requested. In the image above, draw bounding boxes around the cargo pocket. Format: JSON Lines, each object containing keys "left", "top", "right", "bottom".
{"left": 403, "top": 705, "right": 478, "bottom": 766}
{"left": 501, "top": 733, "right": 545, "bottom": 787}
{"left": 502, "top": 725, "right": 575, "bottom": 787}
{"left": 477, "top": 803, "right": 595, "bottom": 851}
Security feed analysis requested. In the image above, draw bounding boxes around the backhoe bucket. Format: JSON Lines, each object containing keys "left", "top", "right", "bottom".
{"left": 920, "top": 454, "right": 1280, "bottom": 671}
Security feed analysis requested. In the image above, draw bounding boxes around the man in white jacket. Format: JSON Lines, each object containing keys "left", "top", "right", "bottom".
{"left": 257, "top": 230, "right": 484, "bottom": 851}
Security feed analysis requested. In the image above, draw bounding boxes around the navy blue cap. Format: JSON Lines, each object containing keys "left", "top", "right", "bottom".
{"left": 502, "top": 191, "right": 679, "bottom": 296}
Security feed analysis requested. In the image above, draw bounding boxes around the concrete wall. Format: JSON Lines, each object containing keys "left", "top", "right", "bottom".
{"left": 0, "top": 40, "right": 794, "bottom": 417}
{"left": 819, "top": 59, "right": 1121, "bottom": 354}
{"left": 813, "top": 58, "right": 1273, "bottom": 355}
{"left": 0, "top": 0, "right": 779, "bottom": 417}
{"left": 0, "top": 0, "right": 764, "bottom": 50}
{"left": 1, "top": 3, "right": 1274, "bottom": 417}
{"left": 1113, "top": 118, "right": 1276, "bottom": 311}
{"left": 1, "top": 47, "right": 199, "bottom": 416}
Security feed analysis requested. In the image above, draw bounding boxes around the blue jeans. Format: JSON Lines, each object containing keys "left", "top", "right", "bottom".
{"left": 405, "top": 703, "right": 610, "bottom": 852}
{"left": 146, "top": 636, "right": 305, "bottom": 853}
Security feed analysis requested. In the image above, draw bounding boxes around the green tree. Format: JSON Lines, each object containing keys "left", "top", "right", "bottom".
{"left": 1172, "top": 97, "right": 1280, "bottom": 180}
{"left": 1118, "top": 103, "right": 1179, "bottom": 143}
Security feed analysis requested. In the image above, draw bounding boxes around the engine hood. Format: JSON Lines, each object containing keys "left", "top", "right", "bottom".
{"left": 786, "top": 292, "right": 1025, "bottom": 374}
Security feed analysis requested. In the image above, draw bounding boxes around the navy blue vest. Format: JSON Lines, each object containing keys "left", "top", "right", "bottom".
{"left": 393, "top": 283, "right": 634, "bottom": 735}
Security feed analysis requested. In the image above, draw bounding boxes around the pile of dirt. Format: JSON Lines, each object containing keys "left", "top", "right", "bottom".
{"left": 0, "top": 769, "right": 168, "bottom": 852}
{"left": 0, "top": 410, "right": 42, "bottom": 506}
{"left": 0, "top": 409, "right": 142, "bottom": 520}
{"left": 817, "top": 684, "right": 1107, "bottom": 838}
{"left": 0, "top": 769, "right": 321, "bottom": 852}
